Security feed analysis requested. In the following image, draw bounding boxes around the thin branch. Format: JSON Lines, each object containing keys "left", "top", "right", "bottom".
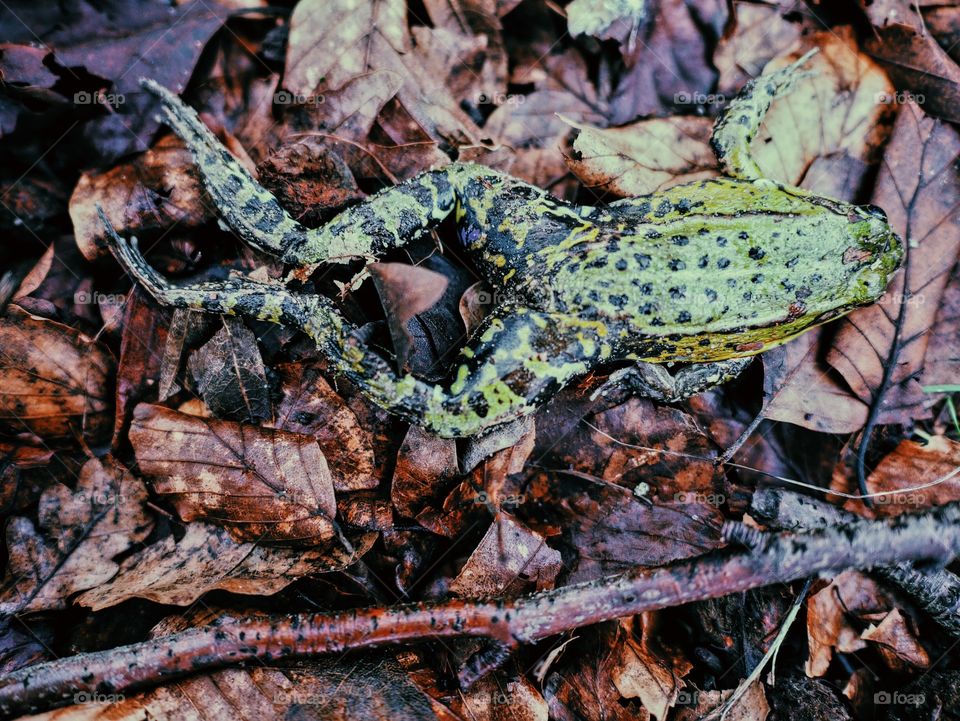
{"left": 3, "top": 503, "right": 960, "bottom": 715}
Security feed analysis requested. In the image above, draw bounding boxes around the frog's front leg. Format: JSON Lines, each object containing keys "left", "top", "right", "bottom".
{"left": 593, "top": 357, "right": 754, "bottom": 404}
{"left": 710, "top": 49, "right": 817, "bottom": 180}
{"left": 141, "top": 79, "right": 457, "bottom": 270}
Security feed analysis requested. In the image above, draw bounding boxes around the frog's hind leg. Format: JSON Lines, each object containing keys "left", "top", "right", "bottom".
{"left": 710, "top": 49, "right": 818, "bottom": 180}
{"left": 593, "top": 357, "right": 754, "bottom": 404}
{"left": 141, "top": 79, "right": 457, "bottom": 269}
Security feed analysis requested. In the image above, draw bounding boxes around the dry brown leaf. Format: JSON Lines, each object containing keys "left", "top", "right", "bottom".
{"left": 457, "top": 675, "right": 549, "bottom": 721}
{"left": 562, "top": 115, "right": 716, "bottom": 196}
{"left": 826, "top": 102, "right": 960, "bottom": 424}
{"left": 0, "top": 457, "right": 152, "bottom": 614}
{"left": 128, "top": 403, "right": 337, "bottom": 545}
{"left": 0, "top": 305, "right": 114, "bottom": 445}
{"left": 852, "top": 436, "right": 960, "bottom": 516}
{"left": 751, "top": 31, "right": 895, "bottom": 188}
{"left": 448, "top": 513, "right": 562, "bottom": 597}
{"left": 76, "top": 522, "right": 376, "bottom": 610}
{"left": 805, "top": 571, "right": 894, "bottom": 677}
{"left": 285, "top": 0, "right": 479, "bottom": 145}
{"left": 392, "top": 424, "right": 458, "bottom": 519}
{"left": 273, "top": 363, "right": 378, "bottom": 491}
{"left": 762, "top": 330, "right": 868, "bottom": 434}
{"left": 611, "top": 614, "right": 693, "bottom": 721}
{"left": 68, "top": 133, "right": 209, "bottom": 262}
{"left": 861, "top": 608, "right": 930, "bottom": 669}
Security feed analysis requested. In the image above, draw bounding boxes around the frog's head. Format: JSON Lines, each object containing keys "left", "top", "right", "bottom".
{"left": 842, "top": 203, "right": 903, "bottom": 305}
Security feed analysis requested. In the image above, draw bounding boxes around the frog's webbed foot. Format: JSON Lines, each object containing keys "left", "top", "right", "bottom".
{"left": 592, "top": 357, "right": 754, "bottom": 404}
{"left": 710, "top": 48, "right": 818, "bottom": 180}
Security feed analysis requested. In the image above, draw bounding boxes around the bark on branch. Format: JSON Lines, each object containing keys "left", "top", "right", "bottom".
{"left": 3, "top": 501, "right": 960, "bottom": 716}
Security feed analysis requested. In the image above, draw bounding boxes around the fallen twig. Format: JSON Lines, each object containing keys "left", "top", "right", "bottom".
{"left": 4, "top": 502, "right": 960, "bottom": 716}
{"left": 751, "top": 486, "right": 960, "bottom": 637}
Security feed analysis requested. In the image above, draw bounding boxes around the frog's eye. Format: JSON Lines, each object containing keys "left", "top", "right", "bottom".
{"left": 861, "top": 204, "right": 888, "bottom": 221}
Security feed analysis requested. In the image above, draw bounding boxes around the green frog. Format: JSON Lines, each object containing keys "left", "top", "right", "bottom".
{"left": 101, "top": 51, "right": 902, "bottom": 438}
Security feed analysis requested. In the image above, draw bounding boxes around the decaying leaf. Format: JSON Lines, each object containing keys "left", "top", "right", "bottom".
{"left": 827, "top": 102, "right": 960, "bottom": 425}
{"left": 76, "top": 522, "right": 376, "bottom": 610}
{"left": 0, "top": 305, "right": 114, "bottom": 445}
{"left": 861, "top": 608, "right": 929, "bottom": 670}
{"left": 128, "top": 403, "right": 337, "bottom": 545}
{"left": 392, "top": 424, "right": 458, "bottom": 519}
{"left": 448, "top": 513, "right": 562, "bottom": 596}
{"left": 563, "top": 115, "right": 716, "bottom": 196}
{"left": 273, "top": 363, "right": 378, "bottom": 491}
{"left": 0, "top": 457, "right": 152, "bottom": 614}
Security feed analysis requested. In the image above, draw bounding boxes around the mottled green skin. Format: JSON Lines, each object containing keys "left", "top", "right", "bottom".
{"left": 103, "top": 55, "right": 902, "bottom": 437}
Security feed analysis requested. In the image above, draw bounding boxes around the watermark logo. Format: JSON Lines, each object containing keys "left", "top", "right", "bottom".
{"left": 74, "top": 290, "right": 126, "bottom": 306}
{"left": 274, "top": 90, "right": 325, "bottom": 106}
{"left": 873, "top": 690, "right": 924, "bottom": 706}
{"left": 674, "top": 491, "right": 725, "bottom": 507}
{"left": 675, "top": 689, "right": 701, "bottom": 706}
{"left": 73, "top": 691, "right": 125, "bottom": 705}
{"left": 477, "top": 92, "right": 526, "bottom": 106}
{"left": 874, "top": 491, "right": 927, "bottom": 507}
{"left": 473, "top": 491, "right": 526, "bottom": 508}
{"left": 875, "top": 91, "right": 925, "bottom": 106}
{"left": 74, "top": 90, "right": 125, "bottom": 108}
{"left": 674, "top": 91, "right": 726, "bottom": 106}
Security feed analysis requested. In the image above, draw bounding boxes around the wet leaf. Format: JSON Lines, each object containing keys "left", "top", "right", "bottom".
{"left": 76, "top": 523, "right": 376, "bottom": 610}
{"left": 128, "top": 404, "right": 337, "bottom": 545}
{"left": 0, "top": 457, "right": 152, "bottom": 613}
{"left": 0, "top": 305, "right": 114, "bottom": 445}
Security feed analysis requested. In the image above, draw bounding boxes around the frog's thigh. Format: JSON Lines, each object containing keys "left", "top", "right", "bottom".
{"left": 710, "top": 50, "right": 817, "bottom": 180}
{"left": 433, "top": 307, "right": 603, "bottom": 433}
{"left": 142, "top": 80, "right": 308, "bottom": 260}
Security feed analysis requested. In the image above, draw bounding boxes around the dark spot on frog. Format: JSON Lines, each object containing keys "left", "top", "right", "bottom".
{"left": 699, "top": 337, "right": 711, "bottom": 347}
{"left": 785, "top": 256, "right": 799, "bottom": 269}
{"left": 717, "top": 258, "right": 731, "bottom": 269}
{"left": 566, "top": 261, "right": 580, "bottom": 273}
{"left": 795, "top": 286, "right": 812, "bottom": 300}
{"left": 651, "top": 317, "right": 666, "bottom": 327}
{"left": 608, "top": 294, "right": 629, "bottom": 309}
{"left": 698, "top": 227, "right": 710, "bottom": 235}
{"left": 634, "top": 200, "right": 652, "bottom": 215}
{"left": 632, "top": 280, "right": 654, "bottom": 295}
{"left": 639, "top": 302, "right": 655, "bottom": 315}
{"left": 572, "top": 293, "right": 583, "bottom": 305}
{"left": 615, "top": 258, "right": 629, "bottom": 271}
{"left": 738, "top": 231, "right": 749, "bottom": 240}
{"left": 587, "top": 290, "right": 600, "bottom": 302}
{"left": 224, "top": 174, "right": 244, "bottom": 194}
{"left": 606, "top": 238, "right": 619, "bottom": 253}
{"left": 743, "top": 291, "right": 753, "bottom": 301}
{"left": 669, "top": 259, "right": 686, "bottom": 271}
{"left": 751, "top": 273, "right": 764, "bottom": 284}
{"left": 671, "top": 235, "right": 689, "bottom": 246}
{"left": 676, "top": 198, "right": 693, "bottom": 214}
{"left": 645, "top": 229, "right": 662, "bottom": 239}
{"left": 781, "top": 279, "right": 796, "bottom": 292}
{"left": 586, "top": 257, "right": 607, "bottom": 269}
{"left": 749, "top": 247, "right": 765, "bottom": 260}
{"left": 634, "top": 253, "right": 651, "bottom": 269}
{"left": 716, "top": 236, "right": 728, "bottom": 247}
{"left": 737, "top": 114, "right": 750, "bottom": 126}
{"left": 655, "top": 200, "right": 673, "bottom": 217}
{"left": 698, "top": 255, "right": 709, "bottom": 269}
{"left": 787, "top": 301, "right": 807, "bottom": 320}
{"left": 726, "top": 278, "right": 737, "bottom": 288}
{"left": 668, "top": 333, "right": 682, "bottom": 341}
{"left": 465, "top": 392, "right": 489, "bottom": 418}
{"left": 677, "top": 310, "right": 692, "bottom": 323}
{"left": 705, "top": 288, "right": 718, "bottom": 302}
{"left": 669, "top": 286, "right": 685, "bottom": 300}
{"left": 772, "top": 232, "right": 780, "bottom": 238}
{"left": 810, "top": 273, "right": 823, "bottom": 284}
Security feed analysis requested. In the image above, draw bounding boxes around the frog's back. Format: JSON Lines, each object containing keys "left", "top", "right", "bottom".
{"left": 546, "top": 177, "right": 892, "bottom": 362}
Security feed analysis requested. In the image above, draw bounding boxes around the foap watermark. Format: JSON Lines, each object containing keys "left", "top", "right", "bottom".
{"left": 875, "top": 90, "right": 925, "bottom": 106}
{"left": 74, "top": 290, "right": 126, "bottom": 306}
{"left": 674, "top": 91, "right": 726, "bottom": 107}
{"left": 74, "top": 90, "right": 125, "bottom": 108}
{"left": 73, "top": 691, "right": 125, "bottom": 705}
{"left": 675, "top": 689, "right": 701, "bottom": 707}
{"left": 874, "top": 690, "right": 925, "bottom": 707}
{"left": 476, "top": 91, "right": 526, "bottom": 106}
{"left": 473, "top": 491, "right": 526, "bottom": 508}
{"left": 273, "top": 89, "right": 325, "bottom": 107}
{"left": 674, "top": 491, "right": 725, "bottom": 507}
{"left": 873, "top": 491, "right": 928, "bottom": 507}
